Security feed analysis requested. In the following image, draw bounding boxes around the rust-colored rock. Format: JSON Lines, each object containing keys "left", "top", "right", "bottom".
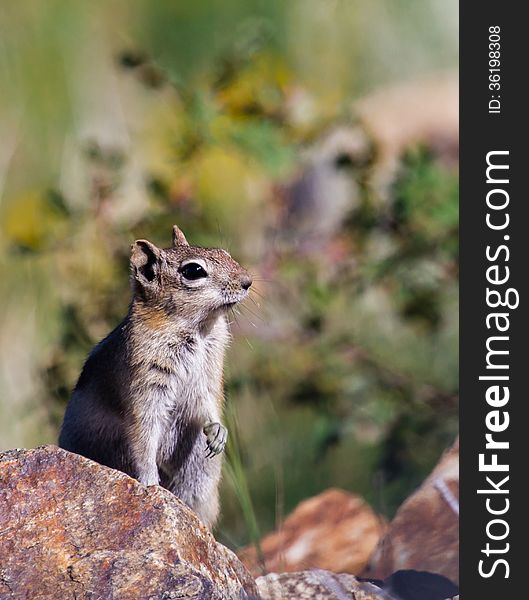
{"left": 0, "top": 445, "right": 258, "bottom": 599}
{"left": 239, "top": 488, "right": 385, "bottom": 577}
{"left": 256, "top": 570, "right": 389, "bottom": 600}
{"left": 364, "top": 438, "right": 459, "bottom": 584}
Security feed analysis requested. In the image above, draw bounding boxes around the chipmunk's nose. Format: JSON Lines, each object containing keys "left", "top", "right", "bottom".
{"left": 240, "top": 273, "right": 253, "bottom": 290}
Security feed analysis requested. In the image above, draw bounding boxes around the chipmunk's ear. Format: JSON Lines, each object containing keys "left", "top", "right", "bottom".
{"left": 130, "top": 239, "right": 161, "bottom": 287}
{"left": 172, "top": 225, "right": 189, "bottom": 247}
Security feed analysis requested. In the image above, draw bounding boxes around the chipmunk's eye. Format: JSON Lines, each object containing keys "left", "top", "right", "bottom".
{"left": 180, "top": 262, "right": 208, "bottom": 280}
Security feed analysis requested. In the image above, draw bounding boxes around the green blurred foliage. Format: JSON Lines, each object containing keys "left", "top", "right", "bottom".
{"left": 0, "top": 1, "right": 458, "bottom": 550}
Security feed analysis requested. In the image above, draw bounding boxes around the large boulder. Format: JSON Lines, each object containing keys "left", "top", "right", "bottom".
{"left": 239, "top": 488, "right": 384, "bottom": 577}
{"left": 0, "top": 445, "right": 258, "bottom": 599}
{"left": 364, "top": 438, "right": 459, "bottom": 584}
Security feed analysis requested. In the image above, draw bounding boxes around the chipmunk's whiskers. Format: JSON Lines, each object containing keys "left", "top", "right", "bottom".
{"left": 227, "top": 306, "right": 241, "bottom": 330}
{"left": 248, "top": 295, "right": 261, "bottom": 310}
{"left": 238, "top": 302, "right": 262, "bottom": 325}
{"left": 230, "top": 306, "right": 255, "bottom": 350}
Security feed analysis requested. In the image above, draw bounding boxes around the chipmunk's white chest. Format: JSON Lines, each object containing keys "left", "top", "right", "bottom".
{"left": 173, "top": 338, "right": 222, "bottom": 420}
{"left": 148, "top": 317, "right": 229, "bottom": 425}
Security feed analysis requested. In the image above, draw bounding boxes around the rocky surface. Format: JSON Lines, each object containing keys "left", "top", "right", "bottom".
{"left": 256, "top": 570, "right": 390, "bottom": 600}
{"left": 256, "top": 569, "right": 460, "bottom": 600}
{"left": 0, "top": 443, "right": 460, "bottom": 599}
{"left": 0, "top": 445, "right": 258, "bottom": 600}
{"left": 364, "top": 437, "right": 459, "bottom": 584}
{"left": 239, "top": 488, "right": 384, "bottom": 577}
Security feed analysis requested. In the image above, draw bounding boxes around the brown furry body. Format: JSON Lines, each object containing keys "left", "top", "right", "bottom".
{"left": 59, "top": 226, "right": 251, "bottom": 528}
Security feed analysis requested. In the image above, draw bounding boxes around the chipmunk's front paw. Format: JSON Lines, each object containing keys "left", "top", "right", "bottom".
{"left": 138, "top": 472, "right": 160, "bottom": 487}
{"left": 203, "top": 422, "right": 228, "bottom": 458}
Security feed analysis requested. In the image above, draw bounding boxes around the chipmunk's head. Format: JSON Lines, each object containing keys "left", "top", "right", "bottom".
{"left": 130, "top": 225, "right": 252, "bottom": 327}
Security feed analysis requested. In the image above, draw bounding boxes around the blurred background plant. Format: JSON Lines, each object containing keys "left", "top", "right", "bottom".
{"left": 0, "top": 0, "right": 458, "bottom": 550}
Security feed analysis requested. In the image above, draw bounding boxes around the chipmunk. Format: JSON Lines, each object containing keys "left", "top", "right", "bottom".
{"left": 59, "top": 225, "right": 252, "bottom": 528}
